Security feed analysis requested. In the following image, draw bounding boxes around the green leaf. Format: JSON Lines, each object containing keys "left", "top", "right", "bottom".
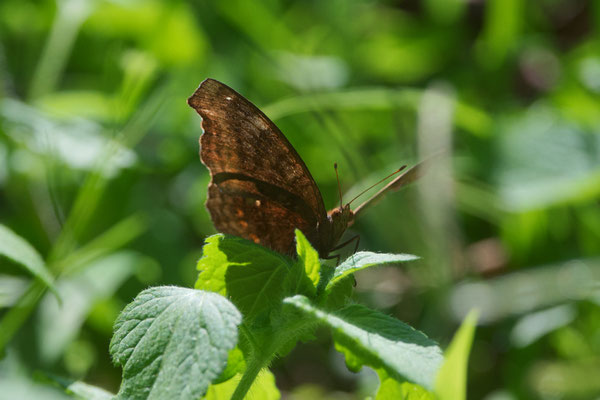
{"left": 41, "top": 373, "right": 114, "bottom": 400}
{"left": 203, "top": 369, "right": 280, "bottom": 400}
{"left": 294, "top": 229, "right": 320, "bottom": 288}
{"left": 326, "top": 251, "right": 419, "bottom": 291}
{"left": 214, "top": 347, "right": 246, "bottom": 384}
{"left": 0, "top": 224, "right": 58, "bottom": 298}
{"left": 376, "top": 370, "right": 434, "bottom": 400}
{"left": 66, "top": 381, "right": 114, "bottom": 400}
{"left": 283, "top": 259, "right": 317, "bottom": 299}
{"left": 284, "top": 295, "right": 443, "bottom": 389}
{"left": 110, "top": 286, "right": 242, "bottom": 400}
{"left": 322, "top": 274, "right": 354, "bottom": 310}
{"left": 196, "top": 234, "right": 290, "bottom": 298}
{"left": 435, "top": 310, "right": 478, "bottom": 400}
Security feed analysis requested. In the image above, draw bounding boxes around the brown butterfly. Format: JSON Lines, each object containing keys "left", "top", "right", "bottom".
{"left": 188, "top": 79, "right": 426, "bottom": 258}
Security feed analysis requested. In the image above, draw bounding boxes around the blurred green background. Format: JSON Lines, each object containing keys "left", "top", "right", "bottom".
{"left": 1, "top": 0, "right": 600, "bottom": 398}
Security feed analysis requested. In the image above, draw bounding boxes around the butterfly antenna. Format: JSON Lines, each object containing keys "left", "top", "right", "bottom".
{"left": 347, "top": 166, "right": 407, "bottom": 206}
{"left": 334, "top": 163, "right": 344, "bottom": 209}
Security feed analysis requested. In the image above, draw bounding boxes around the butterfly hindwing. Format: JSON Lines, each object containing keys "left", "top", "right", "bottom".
{"left": 188, "top": 79, "right": 328, "bottom": 254}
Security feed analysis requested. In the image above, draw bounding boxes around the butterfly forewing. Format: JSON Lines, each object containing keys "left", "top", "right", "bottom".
{"left": 188, "top": 79, "right": 328, "bottom": 255}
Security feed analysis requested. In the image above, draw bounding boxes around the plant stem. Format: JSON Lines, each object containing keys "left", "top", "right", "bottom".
{"left": 230, "top": 351, "right": 268, "bottom": 400}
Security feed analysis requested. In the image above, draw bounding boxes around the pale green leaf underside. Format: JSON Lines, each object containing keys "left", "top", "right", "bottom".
{"left": 284, "top": 295, "right": 443, "bottom": 389}
{"left": 326, "top": 251, "right": 419, "bottom": 291}
{"left": 0, "top": 224, "right": 58, "bottom": 297}
{"left": 110, "top": 286, "right": 242, "bottom": 400}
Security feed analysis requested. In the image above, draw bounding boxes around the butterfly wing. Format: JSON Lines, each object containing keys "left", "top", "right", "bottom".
{"left": 188, "top": 79, "right": 328, "bottom": 256}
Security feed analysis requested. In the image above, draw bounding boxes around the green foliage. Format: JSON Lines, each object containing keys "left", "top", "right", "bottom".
{"left": 0, "top": 224, "right": 57, "bottom": 297}
{"left": 435, "top": 310, "right": 479, "bottom": 400}
{"left": 2, "top": 0, "right": 599, "bottom": 397}
{"left": 376, "top": 373, "right": 435, "bottom": 400}
{"left": 203, "top": 370, "right": 280, "bottom": 400}
{"left": 105, "top": 232, "right": 432, "bottom": 398}
{"left": 285, "top": 296, "right": 443, "bottom": 390}
{"left": 326, "top": 251, "right": 420, "bottom": 291}
{"left": 110, "top": 287, "right": 242, "bottom": 400}
{"left": 65, "top": 381, "right": 114, "bottom": 400}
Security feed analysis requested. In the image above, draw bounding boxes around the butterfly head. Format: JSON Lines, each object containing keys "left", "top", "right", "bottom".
{"left": 328, "top": 203, "right": 355, "bottom": 244}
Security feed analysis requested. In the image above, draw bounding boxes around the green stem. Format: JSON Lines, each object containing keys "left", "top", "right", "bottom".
{"left": 230, "top": 351, "right": 268, "bottom": 400}
{"left": 230, "top": 316, "right": 316, "bottom": 399}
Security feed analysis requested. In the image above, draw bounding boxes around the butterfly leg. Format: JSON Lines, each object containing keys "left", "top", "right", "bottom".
{"left": 324, "top": 234, "right": 360, "bottom": 266}
{"left": 331, "top": 234, "right": 360, "bottom": 254}
{"left": 323, "top": 253, "right": 341, "bottom": 265}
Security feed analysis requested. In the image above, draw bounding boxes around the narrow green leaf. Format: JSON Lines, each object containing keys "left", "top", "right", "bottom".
{"left": 203, "top": 370, "right": 280, "bottom": 400}
{"left": 284, "top": 295, "right": 443, "bottom": 389}
{"left": 326, "top": 251, "right": 419, "bottom": 291}
{"left": 110, "top": 286, "right": 242, "bottom": 400}
{"left": 435, "top": 310, "right": 478, "bottom": 400}
{"left": 41, "top": 373, "right": 114, "bottom": 400}
{"left": 0, "top": 224, "right": 58, "bottom": 297}
{"left": 294, "top": 229, "right": 320, "bottom": 288}
{"left": 66, "top": 381, "right": 114, "bottom": 400}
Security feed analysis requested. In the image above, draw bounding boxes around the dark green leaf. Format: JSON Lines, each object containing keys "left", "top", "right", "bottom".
{"left": 284, "top": 295, "right": 443, "bottom": 389}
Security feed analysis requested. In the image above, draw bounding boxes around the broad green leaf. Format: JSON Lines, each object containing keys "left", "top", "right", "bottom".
{"left": 435, "top": 310, "right": 478, "bottom": 400}
{"left": 285, "top": 295, "right": 443, "bottom": 389}
{"left": 326, "top": 251, "right": 419, "bottom": 291}
{"left": 196, "top": 234, "right": 290, "bottom": 297}
{"left": 110, "top": 286, "right": 241, "bottom": 400}
{"left": 376, "top": 370, "right": 434, "bottom": 400}
{"left": 0, "top": 224, "right": 58, "bottom": 297}
{"left": 322, "top": 275, "right": 354, "bottom": 310}
{"left": 294, "top": 229, "right": 320, "bottom": 288}
{"left": 66, "top": 381, "right": 114, "bottom": 400}
{"left": 204, "top": 369, "right": 280, "bottom": 400}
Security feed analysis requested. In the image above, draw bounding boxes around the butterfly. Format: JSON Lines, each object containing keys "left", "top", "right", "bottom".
{"left": 188, "top": 79, "right": 425, "bottom": 258}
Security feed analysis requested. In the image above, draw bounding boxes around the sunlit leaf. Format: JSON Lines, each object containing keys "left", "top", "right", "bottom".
{"left": 435, "top": 310, "right": 478, "bottom": 400}
{"left": 110, "top": 287, "right": 241, "bottom": 400}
